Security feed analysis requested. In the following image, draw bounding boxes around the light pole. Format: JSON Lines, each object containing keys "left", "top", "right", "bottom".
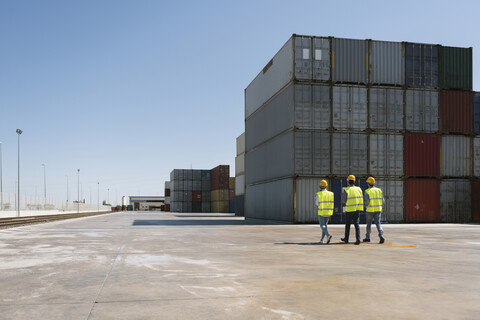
{"left": 16, "top": 129, "right": 22, "bottom": 217}
{"left": 77, "top": 169, "right": 80, "bottom": 213}
{"left": 41, "top": 163, "right": 46, "bottom": 203}
{"left": 0, "top": 141, "right": 3, "bottom": 211}
{"left": 97, "top": 182, "right": 99, "bottom": 212}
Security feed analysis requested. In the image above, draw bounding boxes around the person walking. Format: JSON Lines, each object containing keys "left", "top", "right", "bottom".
{"left": 341, "top": 175, "right": 363, "bottom": 245}
{"left": 315, "top": 180, "right": 334, "bottom": 244}
{"left": 363, "top": 177, "right": 385, "bottom": 244}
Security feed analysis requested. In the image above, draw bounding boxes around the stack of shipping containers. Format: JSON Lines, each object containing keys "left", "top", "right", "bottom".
{"left": 229, "top": 177, "right": 236, "bottom": 213}
{"left": 164, "top": 181, "right": 171, "bottom": 212}
{"left": 170, "top": 169, "right": 210, "bottom": 213}
{"left": 245, "top": 34, "right": 475, "bottom": 223}
{"left": 211, "top": 165, "right": 230, "bottom": 213}
{"left": 235, "top": 133, "right": 245, "bottom": 216}
{"left": 474, "top": 92, "right": 480, "bottom": 223}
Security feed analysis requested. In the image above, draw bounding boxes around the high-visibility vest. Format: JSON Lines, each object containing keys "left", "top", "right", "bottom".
{"left": 366, "top": 187, "right": 383, "bottom": 213}
{"left": 316, "top": 190, "right": 334, "bottom": 216}
{"left": 344, "top": 186, "right": 363, "bottom": 212}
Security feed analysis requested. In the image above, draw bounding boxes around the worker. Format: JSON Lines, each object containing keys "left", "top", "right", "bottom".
{"left": 315, "top": 180, "right": 334, "bottom": 244}
{"left": 363, "top": 177, "right": 385, "bottom": 244}
{"left": 341, "top": 175, "right": 363, "bottom": 245}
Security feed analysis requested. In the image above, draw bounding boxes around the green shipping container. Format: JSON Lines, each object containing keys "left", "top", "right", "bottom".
{"left": 440, "top": 46, "right": 472, "bottom": 90}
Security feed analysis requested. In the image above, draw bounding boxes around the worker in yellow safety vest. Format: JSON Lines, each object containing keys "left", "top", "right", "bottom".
{"left": 315, "top": 180, "right": 334, "bottom": 244}
{"left": 341, "top": 175, "right": 363, "bottom": 245}
{"left": 363, "top": 177, "right": 385, "bottom": 244}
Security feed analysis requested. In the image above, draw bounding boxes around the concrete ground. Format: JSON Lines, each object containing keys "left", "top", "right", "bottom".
{"left": 0, "top": 212, "right": 479, "bottom": 320}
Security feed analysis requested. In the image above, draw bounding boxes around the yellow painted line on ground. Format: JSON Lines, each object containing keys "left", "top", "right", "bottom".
{"left": 474, "top": 249, "right": 480, "bottom": 251}
{"left": 381, "top": 242, "right": 416, "bottom": 248}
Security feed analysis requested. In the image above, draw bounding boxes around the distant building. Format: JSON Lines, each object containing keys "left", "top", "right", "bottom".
{"left": 129, "top": 196, "right": 165, "bottom": 211}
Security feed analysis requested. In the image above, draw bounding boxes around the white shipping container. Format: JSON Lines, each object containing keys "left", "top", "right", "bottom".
{"left": 405, "top": 89, "right": 439, "bottom": 132}
{"left": 369, "top": 87, "right": 404, "bottom": 130}
{"left": 369, "top": 134, "right": 404, "bottom": 176}
{"left": 332, "top": 132, "right": 368, "bottom": 175}
{"left": 332, "top": 85, "right": 367, "bottom": 130}
{"left": 374, "top": 179, "right": 404, "bottom": 223}
{"left": 441, "top": 136, "right": 471, "bottom": 177}
{"left": 332, "top": 38, "right": 368, "bottom": 84}
{"left": 245, "top": 178, "right": 294, "bottom": 221}
{"left": 440, "top": 179, "right": 471, "bottom": 223}
{"left": 236, "top": 132, "right": 245, "bottom": 156}
{"left": 235, "top": 153, "right": 245, "bottom": 176}
{"left": 165, "top": 181, "right": 170, "bottom": 189}
{"left": 235, "top": 174, "right": 245, "bottom": 196}
{"left": 369, "top": 41, "right": 404, "bottom": 86}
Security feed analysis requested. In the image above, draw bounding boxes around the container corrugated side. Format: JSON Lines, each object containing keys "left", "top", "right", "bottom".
{"left": 235, "top": 194, "right": 245, "bottom": 217}
{"left": 296, "top": 83, "right": 331, "bottom": 130}
{"left": 474, "top": 93, "right": 480, "bottom": 134}
{"left": 404, "top": 133, "right": 440, "bottom": 178}
{"left": 236, "top": 132, "right": 245, "bottom": 156}
{"left": 405, "top": 42, "right": 439, "bottom": 88}
{"left": 332, "top": 85, "right": 367, "bottom": 130}
{"left": 405, "top": 89, "right": 439, "bottom": 132}
{"left": 295, "top": 177, "right": 328, "bottom": 223}
{"left": 235, "top": 174, "right": 245, "bottom": 196}
{"left": 202, "top": 202, "right": 211, "bottom": 213}
{"left": 440, "top": 46, "right": 472, "bottom": 90}
{"left": 245, "top": 178, "right": 294, "bottom": 221}
{"left": 211, "top": 189, "right": 229, "bottom": 201}
{"left": 369, "top": 87, "right": 404, "bottom": 131}
{"left": 210, "top": 165, "right": 229, "bottom": 190}
{"left": 369, "top": 40, "right": 404, "bottom": 86}
{"left": 332, "top": 132, "right": 368, "bottom": 175}
{"left": 369, "top": 133, "right": 403, "bottom": 177}
{"left": 235, "top": 153, "right": 245, "bottom": 176}
{"left": 472, "top": 180, "right": 480, "bottom": 222}
{"left": 202, "top": 191, "right": 210, "bottom": 202}
{"left": 313, "top": 37, "right": 331, "bottom": 81}
{"left": 211, "top": 201, "right": 229, "bottom": 213}
{"left": 441, "top": 136, "right": 471, "bottom": 177}
{"left": 405, "top": 179, "right": 440, "bottom": 222}
{"left": 332, "top": 38, "right": 368, "bottom": 84}
{"left": 201, "top": 170, "right": 210, "bottom": 181}
{"left": 374, "top": 179, "right": 404, "bottom": 223}
{"left": 164, "top": 181, "right": 170, "bottom": 189}
{"left": 440, "top": 91, "right": 473, "bottom": 134}
{"left": 474, "top": 138, "right": 480, "bottom": 177}
{"left": 440, "top": 179, "right": 471, "bottom": 222}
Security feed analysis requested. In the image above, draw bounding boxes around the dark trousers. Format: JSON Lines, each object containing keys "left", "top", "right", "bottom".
{"left": 344, "top": 210, "right": 361, "bottom": 242}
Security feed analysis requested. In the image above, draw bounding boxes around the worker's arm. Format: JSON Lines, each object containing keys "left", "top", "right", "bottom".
{"left": 315, "top": 194, "right": 319, "bottom": 207}
{"left": 364, "top": 192, "right": 370, "bottom": 209}
{"left": 342, "top": 189, "right": 347, "bottom": 206}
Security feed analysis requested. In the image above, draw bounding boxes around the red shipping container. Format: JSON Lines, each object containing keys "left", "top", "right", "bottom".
{"left": 165, "top": 188, "right": 171, "bottom": 197}
{"left": 405, "top": 133, "right": 440, "bottom": 178}
{"left": 229, "top": 189, "right": 235, "bottom": 201}
{"left": 440, "top": 90, "right": 473, "bottom": 134}
{"left": 472, "top": 180, "right": 480, "bottom": 223}
{"left": 405, "top": 179, "right": 440, "bottom": 222}
{"left": 192, "top": 191, "right": 202, "bottom": 202}
{"left": 165, "top": 204, "right": 170, "bottom": 212}
{"left": 210, "top": 165, "right": 230, "bottom": 190}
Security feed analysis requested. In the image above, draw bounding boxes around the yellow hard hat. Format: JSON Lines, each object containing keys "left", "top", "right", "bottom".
{"left": 367, "top": 177, "right": 375, "bottom": 185}
{"left": 320, "top": 180, "right": 328, "bottom": 187}
{"left": 347, "top": 175, "right": 355, "bottom": 182}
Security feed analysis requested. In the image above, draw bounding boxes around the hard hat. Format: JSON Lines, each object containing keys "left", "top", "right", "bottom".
{"left": 367, "top": 177, "right": 375, "bottom": 185}
{"left": 347, "top": 175, "right": 355, "bottom": 182}
{"left": 320, "top": 180, "right": 328, "bottom": 187}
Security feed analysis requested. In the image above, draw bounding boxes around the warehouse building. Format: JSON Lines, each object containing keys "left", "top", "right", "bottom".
{"left": 243, "top": 34, "right": 478, "bottom": 223}
{"left": 129, "top": 196, "right": 165, "bottom": 211}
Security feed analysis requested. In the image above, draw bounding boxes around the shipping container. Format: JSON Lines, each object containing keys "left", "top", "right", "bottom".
{"left": 440, "top": 46, "right": 472, "bottom": 90}
{"left": 165, "top": 181, "right": 170, "bottom": 189}
{"left": 235, "top": 153, "right": 245, "bottom": 176}
{"left": 472, "top": 180, "right": 480, "bottom": 222}
{"left": 245, "top": 178, "right": 294, "bottom": 221}
{"left": 211, "top": 201, "right": 229, "bottom": 213}
{"left": 440, "top": 179, "right": 471, "bottom": 223}
{"left": 184, "top": 180, "right": 193, "bottom": 191}
{"left": 193, "top": 181, "right": 201, "bottom": 191}
{"left": 474, "top": 93, "right": 480, "bottom": 134}
{"left": 235, "top": 174, "right": 245, "bottom": 196}
{"left": 369, "top": 87, "right": 404, "bottom": 131}
{"left": 369, "top": 133, "right": 403, "bottom": 177}
{"left": 332, "top": 85, "right": 367, "bottom": 130}
{"left": 246, "top": 82, "right": 330, "bottom": 151}
{"left": 201, "top": 180, "right": 210, "bottom": 191}
{"left": 192, "top": 191, "right": 202, "bottom": 202}
{"left": 193, "top": 170, "right": 202, "bottom": 181}
{"left": 368, "top": 40, "right": 404, "bottom": 86}
{"left": 235, "top": 194, "right": 245, "bottom": 217}
{"left": 405, "top": 89, "right": 439, "bottom": 132}
{"left": 404, "top": 133, "right": 440, "bottom": 177}
{"left": 229, "top": 200, "right": 235, "bottom": 213}
{"left": 441, "top": 135, "right": 471, "bottom": 177}
{"left": 405, "top": 179, "right": 440, "bottom": 222}
{"left": 237, "top": 132, "right": 245, "bottom": 156}
{"left": 374, "top": 179, "right": 404, "bottom": 223}
{"left": 170, "top": 169, "right": 183, "bottom": 181}
{"left": 183, "top": 191, "right": 192, "bottom": 202}
{"left": 405, "top": 42, "right": 439, "bottom": 88}
{"left": 183, "top": 170, "right": 192, "bottom": 181}
{"left": 202, "top": 202, "right": 211, "bottom": 213}
{"left": 332, "top": 38, "right": 368, "bottom": 84}
{"left": 229, "top": 177, "right": 235, "bottom": 190}
{"left": 202, "top": 191, "right": 211, "bottom": 202}
{"left": 165, "top": 197, "right": 170, "bottom": 205}
{"left": 474, "top": 137, "right": 480, "bottom": 177}
{"left": 165, "top": 188, "right": 170, "bottom": 197}
{"left": 440, "top": 91, "right": 473, "bottom": 134}
{"left": 201, "top": 170, "right": 210, "bottom": 181}
{"left": 229, "top": 189, "right": 235, "bottom": 201}
{"left": 192, "top": 202, "right": 202, "bottom": 213}
{"left": 332, "top": 132, "right": 368, "bottom": 175}
{"left": 183, "top": 202, "right": 192, "bottom": 213}
{"left": 245, "top": 35, "right": 330, "bottom": 119}
{"left": 211, "top": 165, "right": 229, "bottom": 190}
{"left": 211, "top": 189, "right": 229, "bottom": 201}
{"left": 296, "top": 177, "right": 334, "bottom": 223}
{"left": 165, "top": 204, "right": 170, "bottom": 212}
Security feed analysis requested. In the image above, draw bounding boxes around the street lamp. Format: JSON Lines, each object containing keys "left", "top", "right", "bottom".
{"left": 16, "top": 129, "right": 22, "bottom": 217}
{"left": 77, "top": 169, "right": 80, "bottom": 214}
{"left": 41, "top": 163, "right": 46, "bottom": 201}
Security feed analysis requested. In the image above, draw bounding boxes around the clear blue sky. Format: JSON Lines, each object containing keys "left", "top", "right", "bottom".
{"left": 1, "top": 0, "right": 478, "bottom": 205}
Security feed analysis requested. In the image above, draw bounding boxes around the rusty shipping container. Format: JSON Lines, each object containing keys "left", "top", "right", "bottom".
{"left": 210, "top": 165, "right": 229, "bottom": 190}
{"left": 192, "top": 191, "right": 201, "bottom": 202}
{"left": 440, "top": 91, "right": 473, "bottom": 134}
{"left": 405, "top": 179, "right": 440, "bottom": 222}
{"left": 404, "top": 133, "right": 440, "bottom": 178}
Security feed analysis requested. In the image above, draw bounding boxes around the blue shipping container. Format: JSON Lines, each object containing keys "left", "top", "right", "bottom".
{"left": 201, "top": 170, "right": 211, "bottom": 181}
{"left": 331, "top": 178, "right": 368, "bottom": 224}
{"left": 229, "top": 200, "right": 235, "bottom": 213}
{"left": 405, "top": 43, "right": 439, "bottom": 88}
{"left": 235, "top": 195, "right": 244, "bottom": 217}
{"left": 474, "top": 92, "right": 480, "bottom": 134}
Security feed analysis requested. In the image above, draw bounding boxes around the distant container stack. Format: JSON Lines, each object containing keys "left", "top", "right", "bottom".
{"left": 245, "top": 34, "right": 475, "bottom": 223}
{"left": 164, "top": 181, "right": 171, "bottom": 212}
{"left": 170, "top": 169, "right": 210, "bottom": 213}
{"left": 210, "top": 165, "right": 230, "bottom": 213}
{"left": 235, "top": 133, "right": 245, "bottom": 216}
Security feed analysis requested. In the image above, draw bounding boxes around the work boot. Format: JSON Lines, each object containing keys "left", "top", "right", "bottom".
{"left": 354, "top": 240, "right": 360, "bottom": 245}
{"left": 380, "top": 237, "right": 385, "bottom": 244}
{"left": 341, "top": 237, "right": 348, "bottom": 244}
{"left": 363, "top": 238, "right": 370, "bottom": 243}
{"left": 327, "top": 235, "right": 332, "bottom": 244}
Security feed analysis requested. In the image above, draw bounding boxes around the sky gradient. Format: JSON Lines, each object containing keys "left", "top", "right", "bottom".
{"left": 1, "top": 0, "right": 479, "bottom": 205}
